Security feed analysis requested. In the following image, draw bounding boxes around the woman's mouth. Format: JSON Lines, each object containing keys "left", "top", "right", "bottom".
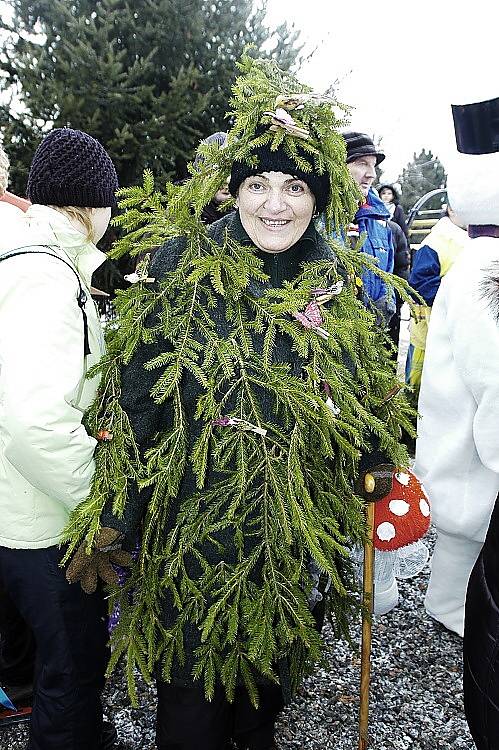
{"left": 259, "top": 218, "right": 290, "bottom": 229}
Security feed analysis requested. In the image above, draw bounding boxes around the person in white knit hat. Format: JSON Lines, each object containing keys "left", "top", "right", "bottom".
{"left": 415, "top": 92, "right": 499, "bottom": 640}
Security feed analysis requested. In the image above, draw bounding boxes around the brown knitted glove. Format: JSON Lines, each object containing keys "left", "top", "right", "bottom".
{"left": 356, "top": 463, "right": 394, "bottom": 502}
{"left": 65, "top": 527, "right": 132, "bottom": 594}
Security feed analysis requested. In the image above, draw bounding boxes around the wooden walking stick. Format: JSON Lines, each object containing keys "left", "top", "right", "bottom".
{"left": 356, "top": 464, "right": 431, "bottom": 749}
{"left": 358, "top": 498, "right": 375, "bottom": 750}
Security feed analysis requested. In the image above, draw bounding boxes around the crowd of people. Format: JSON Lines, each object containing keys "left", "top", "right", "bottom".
{"left": 0, "top": 54, "right": 498, "bottom": 750}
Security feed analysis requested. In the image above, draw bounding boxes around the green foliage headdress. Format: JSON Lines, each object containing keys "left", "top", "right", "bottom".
{"left": 200, "top": 52, "right": 359, "bottom": 233}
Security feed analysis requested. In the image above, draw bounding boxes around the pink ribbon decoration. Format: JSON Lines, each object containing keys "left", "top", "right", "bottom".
{"left": 292, "top": 300, "right": 329, "bottom": 339}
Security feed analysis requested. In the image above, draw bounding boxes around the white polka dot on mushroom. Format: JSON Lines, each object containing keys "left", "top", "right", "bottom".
{"left": 395, "top": 472, "right": 410, "bottom": 486}
{"left": 420, "top": 498, "right": 430, "bottom": 517}
{"left": 376, "top": 522, "right": 396, "bottom": 541}
{"left": 389, "top": 499, "right": 410, "bottom": 516}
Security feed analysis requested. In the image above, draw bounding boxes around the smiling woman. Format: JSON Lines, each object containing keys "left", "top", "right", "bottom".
{"left": 62, "top": 54, "right": 414, "bottom": 750}
{"left": 236, "top": 172, "right": 315, "bottom": 252}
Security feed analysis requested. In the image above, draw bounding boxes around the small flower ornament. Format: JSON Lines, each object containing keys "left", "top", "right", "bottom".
{"left": 97, "top": 429, "right": 113, "bottom": 441}
{"left": 212, "top": 416, "right": 267, "bottom": 437}
{"left": 124, "top": 253, "right": 155, "bottom": 284}
{"left": 311, "top": 282, "right": 344, "bottom": 303}
{"left": 124, "top": 272, "right": 156, "bottom": 284}
{"left": 292, "top": 300, "right": 329, "bottom": 339}
{"left": 262, "top": 107, "right": 310, "bottom": 139}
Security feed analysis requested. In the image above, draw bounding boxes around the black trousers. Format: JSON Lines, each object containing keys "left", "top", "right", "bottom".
{"left": 463, "top": 493, "right": 499, "bottom": 750}
{"left": 0, "top": 579, "right": 35, "bottom": 687}
{"left": 156, "top": 681, "right": 284, "bottom": 750}
{"left": 0, "top": 545, "right": 108, "bottom": 750}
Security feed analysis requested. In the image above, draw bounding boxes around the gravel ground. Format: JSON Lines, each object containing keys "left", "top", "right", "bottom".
{"left": 0, "top": 529, "right": 474, "bottom": 750}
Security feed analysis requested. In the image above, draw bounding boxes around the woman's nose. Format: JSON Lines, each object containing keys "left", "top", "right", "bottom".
{"left": 264, "top": 189, "right": 286, "bottom": 213}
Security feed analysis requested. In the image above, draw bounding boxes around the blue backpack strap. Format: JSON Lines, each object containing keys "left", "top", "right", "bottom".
{"left": 0, "top": 245, "right": 91, "bottom": 356}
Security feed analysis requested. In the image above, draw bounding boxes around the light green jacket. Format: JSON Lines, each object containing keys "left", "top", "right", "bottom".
{"left": 0, "top": 205, "right": 106, "bottom": 548}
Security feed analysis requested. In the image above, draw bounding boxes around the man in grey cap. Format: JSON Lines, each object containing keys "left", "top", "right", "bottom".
{"left": 342, "top": 132, "right": 399, "bottom": 615}
{"left": 342, "top": 131, "right": 395, "bottom": 326}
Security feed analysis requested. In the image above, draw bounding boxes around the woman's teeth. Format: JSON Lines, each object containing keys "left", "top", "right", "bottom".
{"left": 261, "top": 218, "right": 289, "bottom": 227}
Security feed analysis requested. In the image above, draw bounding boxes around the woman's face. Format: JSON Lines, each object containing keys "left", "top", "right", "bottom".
{"left": 379, "top": 188, "right": 394, "bottom": 204}
{"left": 236, "top": 171, "right": 315, "bottom": 253}
{"left": 90, "top": 206, "right": 112, "bottom": 243}
{"left": 214, "top": 180, "right": 231, "bottom": 206}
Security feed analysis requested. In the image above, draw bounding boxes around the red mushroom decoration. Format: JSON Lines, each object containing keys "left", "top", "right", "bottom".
{"left": 372, "top": 468, "right": 430, "bottom": 551}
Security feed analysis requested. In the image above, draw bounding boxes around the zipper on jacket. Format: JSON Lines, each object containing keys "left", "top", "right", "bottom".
{"left": 272, "top": 253, "right": 279, "bottom": 286}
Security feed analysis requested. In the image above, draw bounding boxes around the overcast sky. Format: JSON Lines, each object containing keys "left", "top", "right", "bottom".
{"left": 265, "top": 0, "right": 499, "bottom": 181}
{"left": 2, "top": 0, "right": 497, "bottom": 182}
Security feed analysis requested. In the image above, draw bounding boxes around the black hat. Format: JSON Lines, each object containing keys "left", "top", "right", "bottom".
{"left": 342, "top": 131, "right": 385, "bottom": 165}
{"left": 452, "top": 96, "right": 499, "bottom": 155}
{"left": 194, "top": 131, "right": 228, "bottom": 170}
{"left": 27, "top": 128, "right": 118, "bottom": 207}
{"left": 228, "top": 141, "right": 330, "bottom": 212}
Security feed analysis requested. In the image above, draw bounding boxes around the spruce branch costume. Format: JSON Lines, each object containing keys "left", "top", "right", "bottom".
{"left": 63, "top": 54, "right": 414, "bottom": 707}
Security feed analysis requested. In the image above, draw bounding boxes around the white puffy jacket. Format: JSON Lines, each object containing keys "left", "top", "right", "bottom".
{"left": 415, "top": 236, "right": 499, "bottom": 544}
{"left": 0, "top": 204, "right": 106, "bottom": 548}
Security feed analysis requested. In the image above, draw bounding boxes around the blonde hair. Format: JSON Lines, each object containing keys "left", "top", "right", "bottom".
{"left": 0, "top": 144, "right": 9, "bottom": 197}
{"left": 51, "top": 206, "right": 95, "bottom": 242}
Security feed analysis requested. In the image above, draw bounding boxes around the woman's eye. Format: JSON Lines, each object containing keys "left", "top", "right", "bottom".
{"left": 288, "top": 183, "right": 305, "bottom": 194}
{"left": 248, "top": 181, "right": 265, "bottom": 191}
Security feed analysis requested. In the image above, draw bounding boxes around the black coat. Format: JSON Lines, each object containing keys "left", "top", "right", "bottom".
{"left": 391, "top": 204, "right": 409, "bottom": 241}
{"left": 388, "top": 220, "right": 410, "bottom": 281}
{"left": 101, "top": 211, "right": 356, "bottom": 686}
{"left": 464, "top": 493, "right": 499, "bottom": 749}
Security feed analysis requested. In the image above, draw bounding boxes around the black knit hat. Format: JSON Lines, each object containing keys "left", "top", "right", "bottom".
{"left": 342, "top": 131, "right": 385, "bottom": 166}
{"left": 228, "top": 141, "right": 330, "bottom": 212}
{"left": 27, "top": 128, "right": 118, "bottom": 207}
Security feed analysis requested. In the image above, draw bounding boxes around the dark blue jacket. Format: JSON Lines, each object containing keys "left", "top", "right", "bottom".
{"left": 409, "top": 244, "right": 440, "bottom": 305}
{"left": 408, "top": 216, "right": 467, "bottom": 307}
{"left": 354, "top": 189, "right": 395, "bottom": 322}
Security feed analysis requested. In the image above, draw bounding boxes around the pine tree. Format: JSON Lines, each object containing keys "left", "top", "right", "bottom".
{"left": 0, "top": 0, "right": 302, "bottom": 195}
{"left": 61, "top": 53, "right": 415, "bottom": 705}
{"left": 397, "top": 149, "right": 446, "bottom": 213}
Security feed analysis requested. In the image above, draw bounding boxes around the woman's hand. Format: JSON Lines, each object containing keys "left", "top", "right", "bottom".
{"left": 65, "top": 527, "right": 132, "bottom": 594}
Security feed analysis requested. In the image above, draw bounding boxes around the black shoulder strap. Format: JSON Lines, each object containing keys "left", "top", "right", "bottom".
{"left": 0, "top": 244, "right": 91, "bottom": 356}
